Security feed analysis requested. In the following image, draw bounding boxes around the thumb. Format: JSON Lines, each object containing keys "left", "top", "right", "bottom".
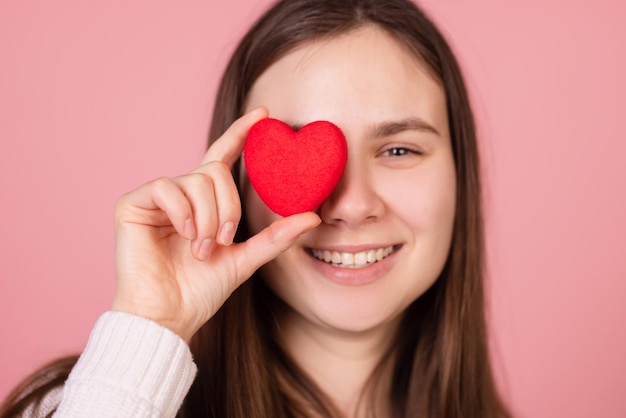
{"left": 200, "top": 107, "right": 269, "bottom": 167}
{"left": 232, "top": 212, "right": 321, "bottom": 279}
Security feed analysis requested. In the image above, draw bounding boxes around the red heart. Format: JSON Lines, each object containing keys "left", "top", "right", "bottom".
{"left": 243, "top": 118, "right": 347, "bottom": 216}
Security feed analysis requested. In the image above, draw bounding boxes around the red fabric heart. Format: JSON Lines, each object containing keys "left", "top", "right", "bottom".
{"left": 243, "top": 118, "right": 347, "bottom": 216}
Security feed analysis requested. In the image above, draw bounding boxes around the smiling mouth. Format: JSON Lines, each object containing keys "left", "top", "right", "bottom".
{"left": 309, "top": 246, "right": 395, "bottom": 269}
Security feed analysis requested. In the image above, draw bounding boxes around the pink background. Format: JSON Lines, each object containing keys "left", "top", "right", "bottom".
{"left": 1, "top": 1, "right": 625, "bottom": 416}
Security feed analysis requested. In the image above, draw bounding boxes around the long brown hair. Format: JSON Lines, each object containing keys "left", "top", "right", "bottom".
{"left": 1, "top": 0, "right": 511, "bottom": 417}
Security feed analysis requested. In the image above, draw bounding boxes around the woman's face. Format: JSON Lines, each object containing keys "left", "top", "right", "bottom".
{"left": 242, "top": 26, "right": 456, "bottom": 334}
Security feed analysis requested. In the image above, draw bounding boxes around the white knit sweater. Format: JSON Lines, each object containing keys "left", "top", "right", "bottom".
{"left": 26, "top": 311, "right": 197, "bottom": 417}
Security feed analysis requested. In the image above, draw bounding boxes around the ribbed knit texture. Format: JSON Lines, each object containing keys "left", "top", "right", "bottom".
{"left": 53, "top": 311, "right": 197, "bottom": 417}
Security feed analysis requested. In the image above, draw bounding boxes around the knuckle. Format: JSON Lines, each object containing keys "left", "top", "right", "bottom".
{"left": 114, "top": 193, "right": 129, "bottom": 213}
{"left": 265, "top": 222, "right": 287, "bottom": 246}
{"left": 185, "top": 172, "right": 211, "bottom": 189}
{"left": 113, "top": 196, "right": 127, "bottom": 223}
{"left": 113, "top": 192, "right": 137, "bottom": 229}
{"left": 195, "top": 160, "right": 223, "bottom": 175}
{"left": 207, "top": 160, "right": 233, "bottom": 177}
{"left": 151, "top": 176, "right": 174, "bottom": 193}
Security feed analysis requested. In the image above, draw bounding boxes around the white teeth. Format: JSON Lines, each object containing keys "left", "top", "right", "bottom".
{"left": 355, "top": 252, "right": 367, "bottom": 265}
{"left": 311, "top": 246, "right": 394, "bottom": 268}
{"left": 376, "top": 248, "right": 384, "bottom": 260}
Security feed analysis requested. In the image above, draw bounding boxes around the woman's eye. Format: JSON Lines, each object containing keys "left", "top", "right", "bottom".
{"left": 381, "top": 147, "right": 421, "bottom": 157}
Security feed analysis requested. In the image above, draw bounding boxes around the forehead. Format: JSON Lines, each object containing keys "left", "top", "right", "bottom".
{"left": 245, "top": 26, "right": 447, "bottom": 132}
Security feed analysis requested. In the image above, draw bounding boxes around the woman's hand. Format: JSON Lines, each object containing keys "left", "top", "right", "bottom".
{"left": 111, "top": 108, "right": 321, "bottom": 341}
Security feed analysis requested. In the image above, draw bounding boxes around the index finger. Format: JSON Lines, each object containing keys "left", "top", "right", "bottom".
{"left": 200, "top": 107, "right": 269, "bottom": 167}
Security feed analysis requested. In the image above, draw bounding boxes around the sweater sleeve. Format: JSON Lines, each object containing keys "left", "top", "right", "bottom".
{"left": 52, "top": 311, "right": 197, "bottom": 418}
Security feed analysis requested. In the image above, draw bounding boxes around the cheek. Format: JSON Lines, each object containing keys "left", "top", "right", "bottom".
{"left": 379, "top": 160, "right": 457, "bottom": 234}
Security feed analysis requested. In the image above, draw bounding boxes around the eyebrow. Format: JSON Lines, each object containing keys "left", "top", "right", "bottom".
{"left": 369, "top": 117, "right": 441, "bottom": 138}
{"left": 290, "top": 116, "right": 441, "bottom": 137}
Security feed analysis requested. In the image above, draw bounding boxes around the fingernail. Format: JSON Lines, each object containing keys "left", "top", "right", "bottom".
{"left": 184, "top": 218, "right": 196, "bottom": 240}
{"left": 219, "top": 221, "right": 235, "bottom": 246}
{"left": 198, "top": 238, "right": 213, "bottom": 259}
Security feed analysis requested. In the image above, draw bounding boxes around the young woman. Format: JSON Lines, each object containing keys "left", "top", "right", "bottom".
{"left": 1, "top": 0, "right": 511, "bottom": 416}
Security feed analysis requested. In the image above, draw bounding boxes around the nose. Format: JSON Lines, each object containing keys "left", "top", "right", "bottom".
{"left": 318, "top": 157, "right": 385, "bottom": 227}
